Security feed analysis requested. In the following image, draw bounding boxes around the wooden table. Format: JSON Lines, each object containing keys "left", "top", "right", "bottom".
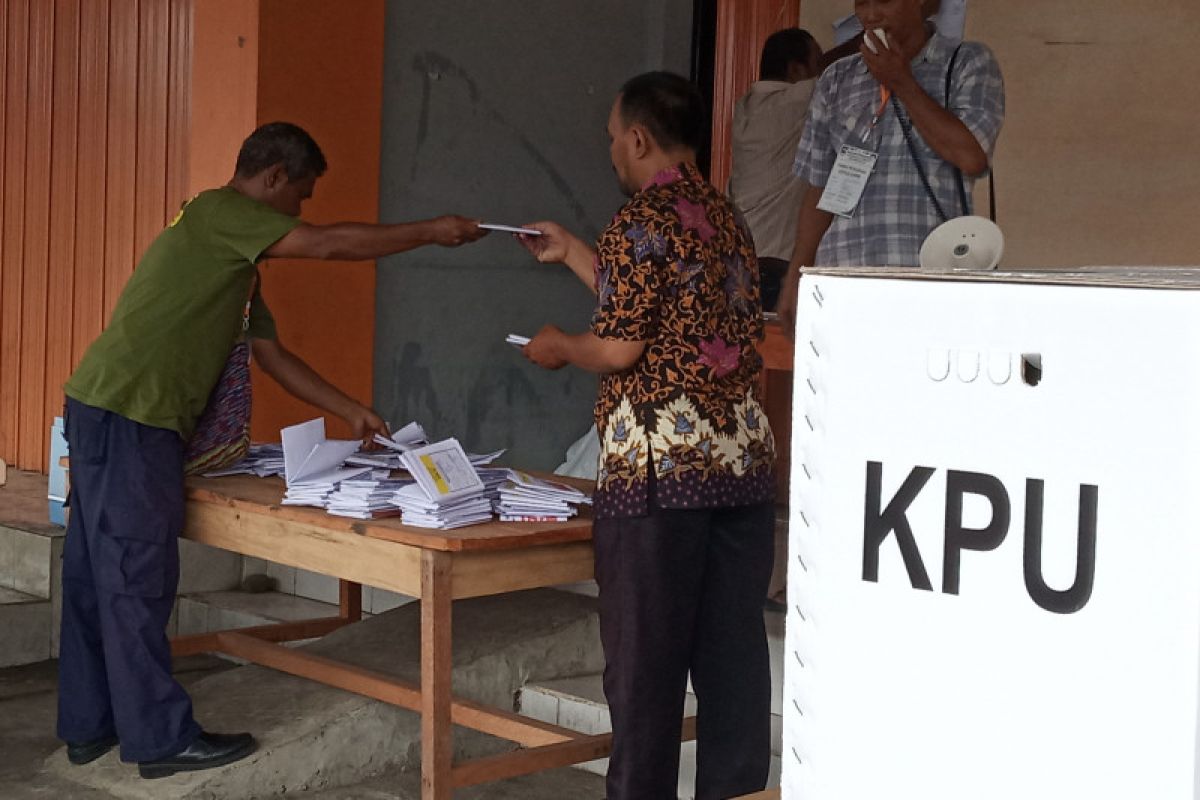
{"left": 172, "top": 474, "right": 695, "bottom": 799}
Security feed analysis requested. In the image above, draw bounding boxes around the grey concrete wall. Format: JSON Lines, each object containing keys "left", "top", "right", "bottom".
{"left": 376, "top": 0, "right": 693, "bottom": 470}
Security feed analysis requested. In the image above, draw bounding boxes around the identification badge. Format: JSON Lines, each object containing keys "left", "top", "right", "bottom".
{"left": 817, "top": 145, "right": 879, "bottom": 218}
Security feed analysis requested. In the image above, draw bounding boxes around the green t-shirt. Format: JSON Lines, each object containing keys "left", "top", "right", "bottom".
{"left": 64, "top": 187, "right": 301, "bottom": 438}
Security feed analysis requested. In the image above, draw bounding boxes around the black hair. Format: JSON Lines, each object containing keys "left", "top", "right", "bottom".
{"left": 618, "top": 71, "right": 708, "bottom": 154}
{"left": 234, "top": 122, "right": 327, "bottom": 180}
{"left": 759, "top": 28, "right": 818, "bottom": 81}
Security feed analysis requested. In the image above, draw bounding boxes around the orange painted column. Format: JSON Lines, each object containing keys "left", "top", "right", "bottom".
{"left": 188, "top": 1, "right": 385, "bottom": 443}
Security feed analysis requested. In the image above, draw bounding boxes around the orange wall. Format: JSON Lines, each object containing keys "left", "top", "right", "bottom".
{"left": 188, "top": 0, "right": 258, "bottom": 194}
{"left": 250, "top": 0, "right": 384, "bottom": 442}
{"left": 0, "top": 0, "right": 192, "bottom": 472}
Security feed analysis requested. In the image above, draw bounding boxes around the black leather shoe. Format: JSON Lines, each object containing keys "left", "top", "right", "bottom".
{"left": 137, "top": 731, "right": 257, "bottom": 779}
{"left": 66, "top": 734, "right": 119, "bottom": 765}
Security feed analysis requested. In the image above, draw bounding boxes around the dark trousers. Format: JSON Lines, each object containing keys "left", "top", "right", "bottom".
{"left": 594, "top": 497, "right": 775, "bottom": 800}
{"left": 759, "top": 257, "right": 790, "bottom": 313}
{"left": 57, "top": 398, "right": 200, "bottom": 762}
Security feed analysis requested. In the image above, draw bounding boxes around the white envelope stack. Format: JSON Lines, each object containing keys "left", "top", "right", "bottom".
{"left": 325, "top": 475, "right": 413, "bottom": 519}
{"left": 495, "top": 470, "right": 588, "bottom": 522}
{"left": 391, "top": 438, "right": 491, "bottom": 529}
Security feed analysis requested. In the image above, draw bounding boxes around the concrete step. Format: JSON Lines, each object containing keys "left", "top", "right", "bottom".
{"left": 0, "top": 586, "right": 52, "bottom": 668}
{"left": 0, "top": 522, "right": 63, "bottom": 600}
{"left": 0, "top": 522, "right": 64, "bottom": 660}
{"left": 518, "top": 672, "right": 782, "bottom": 799}
{"left": 48, "top": 588, "right": 605, "bottom": 799}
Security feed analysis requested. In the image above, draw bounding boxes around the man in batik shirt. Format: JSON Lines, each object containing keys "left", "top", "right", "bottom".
{"left": 517, "top": 71, "right": 776, "bottom": 800}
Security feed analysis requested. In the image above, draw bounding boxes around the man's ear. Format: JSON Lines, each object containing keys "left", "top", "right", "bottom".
{"left": 630, "top": 124, "right": 651, "bottom": 159}
{"left": 263, "top": 163, "right": 288, "bottom": 190}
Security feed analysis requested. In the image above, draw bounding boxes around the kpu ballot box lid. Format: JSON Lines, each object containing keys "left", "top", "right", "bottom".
{"left": 783, "top": 266, "right": 1200, "bottom": 800}
{"left": 804, "top": 264, "right": 1200, "bottom": 289}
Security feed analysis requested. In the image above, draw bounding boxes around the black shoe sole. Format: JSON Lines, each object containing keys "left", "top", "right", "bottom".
{"left": 67, "top": 738, "right": 119, "bottom": 766}
{"left": 137, "top": 740, "right": 257, "bottom": 780}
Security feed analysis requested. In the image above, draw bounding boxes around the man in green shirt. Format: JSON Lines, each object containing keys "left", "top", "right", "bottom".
{"left": 57, "top": 122, "right": 486, "bottom": 778}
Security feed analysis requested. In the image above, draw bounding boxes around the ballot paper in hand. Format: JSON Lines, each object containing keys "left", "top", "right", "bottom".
{"left": 478, "top": 223, "right": 542, "bottom": 236}
{"left": 281, "top": 418, "right": 369, "bottom": 487}
{"left": 400, "top": 438, "right": 485, "bottom": 505}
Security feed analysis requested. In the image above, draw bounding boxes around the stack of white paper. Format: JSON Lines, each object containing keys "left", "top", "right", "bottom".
{"left": 281, "top": 419, "right": 370, "bottom": 508}
{"left": 392, "top": 439, "right": 491, "bottom": 529}
{"left": 495, "top": 470, "right": 588, "bottom": 522}
{"left": 202, "top": 443, "right": 286, "bottom": 478}
{"left": 392, "top": 483, "right": 494, "bottom": 529}
{"left": 326, "top": 475, "right": 414, "bottom": 519}
{"left": 476, "top": 468, "right": 514, "bottom": 499}
{"left": 345, "top": 450, "right": 404, "bottom": 470}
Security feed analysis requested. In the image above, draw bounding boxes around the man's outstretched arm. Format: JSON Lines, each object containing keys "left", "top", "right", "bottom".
{"left": 251, "top": 336, "right": 388, "bottom": 441}
{"left": 264, "top": 215, "right": 486, "bottom": 260}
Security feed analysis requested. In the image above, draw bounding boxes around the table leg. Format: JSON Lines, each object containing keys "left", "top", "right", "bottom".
{"left": 421, "top": 550, "right": 453, "bottom": 800}
{"left": 339, "top": 579, "right": 363, "bottom": 621}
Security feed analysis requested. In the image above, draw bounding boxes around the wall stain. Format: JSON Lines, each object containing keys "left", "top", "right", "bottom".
{"left": 465, "top": 365, "right": 545, "bottom": 450}
{"left": 410, "top": 50, "right": 597, "bottom": 238}
{"left": 389, "top": 341, "right": 443, "bottom": 431}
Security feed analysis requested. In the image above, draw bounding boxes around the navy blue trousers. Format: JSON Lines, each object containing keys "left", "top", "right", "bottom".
{"left": 57, "top": 397, "right": 201, "bottom": 762}
{"left": 594, "top": 498, "right": 776, "bottom": 800}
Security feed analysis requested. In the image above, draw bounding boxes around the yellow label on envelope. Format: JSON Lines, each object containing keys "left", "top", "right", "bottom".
{"left": 421, "top": 454, "right": 450, "bottom": 494}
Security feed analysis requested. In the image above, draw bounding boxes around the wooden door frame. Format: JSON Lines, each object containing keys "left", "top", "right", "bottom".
{"left": 708, "top": 0, "right": 802, "bottom": 189}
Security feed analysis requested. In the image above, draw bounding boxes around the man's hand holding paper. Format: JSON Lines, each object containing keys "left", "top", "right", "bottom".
{"left": 523, "top": 324, "right": 570, "bottom": 370}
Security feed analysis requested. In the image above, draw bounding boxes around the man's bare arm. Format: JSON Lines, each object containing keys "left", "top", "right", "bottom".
{"left": 251, "top": 337, "right": 388, "bottom": 440}
{"left": 776, "top": 184, "right": 834, "bottom": 337}
{"left": 264, "top": 215, "right": 486, "bottom": 261}
{"left": 522, "top": 325, "right": 646, "bottom": 374}
{"left": 862, "top": 32, "right": 988, "bottom": 176}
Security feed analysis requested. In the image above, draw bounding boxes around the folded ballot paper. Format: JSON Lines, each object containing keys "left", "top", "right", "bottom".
{"left": 280, "top": 418, "right": 370, "bottom": 507}
{"left": 202, "top": 443, "right": 286, "bottom": 478}
{"left": 392, "top": 438, "right": 492, "bottom": 528}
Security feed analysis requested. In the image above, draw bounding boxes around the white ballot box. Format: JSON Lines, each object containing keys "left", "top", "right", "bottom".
{"left": 783, "top": 267, "right": 1200, "bottom": 800}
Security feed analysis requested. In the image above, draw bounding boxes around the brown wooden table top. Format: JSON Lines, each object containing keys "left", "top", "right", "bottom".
{"left": 185, "top": 472, "right": 595, "bottom": 554}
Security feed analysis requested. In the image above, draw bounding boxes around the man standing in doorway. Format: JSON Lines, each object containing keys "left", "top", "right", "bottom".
{"left": 730, "top": 27, "right": 825, "bottom": 311}
{"left": 517, "top": 72, "right": 777, "bottom": 800}
{"left": 776, "top": 0, "right": 1004, "bottom": 331}
{"left": 58, "top": 122, "right": 487, "bottom": 778}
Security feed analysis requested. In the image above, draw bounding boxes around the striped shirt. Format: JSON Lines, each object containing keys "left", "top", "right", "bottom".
{"left": 795, "top": 32, "right": 1005, "bottom": 267}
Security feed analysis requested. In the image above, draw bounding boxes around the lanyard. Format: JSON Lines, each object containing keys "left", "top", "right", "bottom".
{"left": 867, "top": 85, "right": 891, "bottom": 133}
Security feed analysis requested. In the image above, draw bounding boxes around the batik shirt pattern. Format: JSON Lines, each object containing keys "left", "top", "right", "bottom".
{"left": 591, "top": 162, "right": 776, "bottom": 518}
